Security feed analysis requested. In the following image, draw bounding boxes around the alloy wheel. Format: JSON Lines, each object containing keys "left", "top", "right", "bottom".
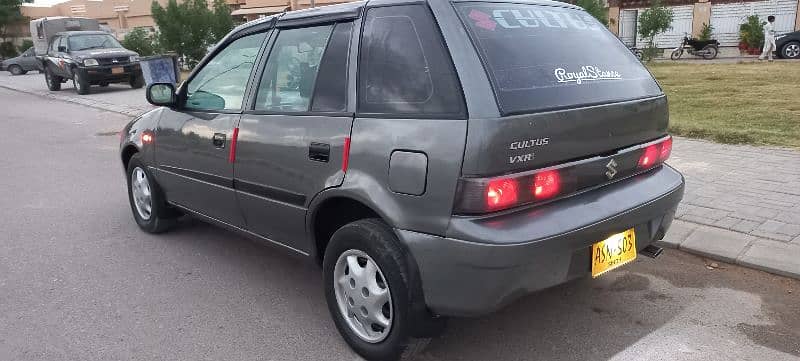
{"left": 333, "top": 249, "right": 393, "bottom": 343}
{"left": 785, "top": 44, "right": 800, "bottom": 58}
{"left": 130, "top": 167, "right": 153, "bottom": 220}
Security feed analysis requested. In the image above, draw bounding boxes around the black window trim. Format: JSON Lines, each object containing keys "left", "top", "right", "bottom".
{"left": 176, "top": 27, "right": 274, "bottom": 115}
{"left": 244, "top": 20, "right": 356, "bottom": 117}
{"left": 354, "top": 2, "right": 468, "bottom": 120}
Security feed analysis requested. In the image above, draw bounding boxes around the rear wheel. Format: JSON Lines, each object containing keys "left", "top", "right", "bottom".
{"left": 8, "top": 65, "right": 26, "bottom": 75}
{"left": 670, "top": 49, "right": 683, "bottom": 60}
{"left": 72, "top": 70, "right": 90, "bottom": 95}
{"left": 126, "top": 153, "right": 177, "bottom": 233}
{"left": 323, "top": 219, "right": 442, "bottom": 360}
{"left": 702, "top": 45, "right": 718, "bottom": 60}
{"left": 44, "top": 67, "right": 61, "bottom": 91}
{"left": 782, "top": 41, "right": 800, "bottom": 59}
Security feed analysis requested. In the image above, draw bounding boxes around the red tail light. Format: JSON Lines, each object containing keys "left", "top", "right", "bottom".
{"left": 533, "top": 170, "right": 561, "bottom": 200}
{"left": 486, "top": 178, "right": 518, "bottom": 209}
{"left": 638, "top": 136, "right": 672, "bottom": 169}
{"left": 638, "top": 144, "right": 658, "bottom": 168}
{"left": 659, "top": 137, "right": 672, "bottom": 161}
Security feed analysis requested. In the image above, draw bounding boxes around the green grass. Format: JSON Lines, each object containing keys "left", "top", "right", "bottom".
{"left": 648, "top": 62, "right": 800, "bottom": 148}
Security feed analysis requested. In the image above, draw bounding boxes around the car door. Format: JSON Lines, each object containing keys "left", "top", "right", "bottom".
{"left": 152, "top": 30, "right": 269, "bottom": 228}
{"left": 20, "top": 48, "right": 38, "bottom": 70}
{"left": 46, "top": 36, "right": 66, "bottom": 77}
{"left": 234, "top": 21, "right": 355, "bottom": 253}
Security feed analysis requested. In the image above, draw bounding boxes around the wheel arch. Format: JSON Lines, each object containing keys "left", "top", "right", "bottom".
{"left": 121, "top": 143, "right": 139, "bottom": 171}
{"left": 308, "top": 194, "right": 385, "bottom": 265}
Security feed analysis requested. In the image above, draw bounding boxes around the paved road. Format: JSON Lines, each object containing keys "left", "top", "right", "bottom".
{"left": 1, "top": 89, "right": 800, "bottom": 361}
{"left": 0, "top": 71, "right": 151, "bottom": 116}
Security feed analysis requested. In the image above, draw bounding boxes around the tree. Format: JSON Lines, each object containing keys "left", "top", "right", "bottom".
{"left": 17, "top": 38, "right": 31, "bottom": 52}
{"left": 210, "top": 0, "right": 234, "bottom": 43}
{"left": 122, "top": 28, "right": 158, "bottom": 56}
{"left": 698, "top": 22, "right": 714, "bottom": 41}
{"left": 739, "top": 15, "right": 764, "bottom": 49}
{"left": 152, "top": 0, "right": 233, "bottom": 68}
{"left": 575, "top": 0, "right": 608, "bottom": 26}
{"left": 637, "top": 0, "right": 673, "bottom": 61}
{"left": 0, "top": 0, "right": 30, "bottom": 43}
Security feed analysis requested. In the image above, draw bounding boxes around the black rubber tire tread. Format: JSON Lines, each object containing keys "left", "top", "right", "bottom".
{"left": 9, "top": 65, "right": 25, "bottom": 75}
{"left": 73, "top": 70, "right": 90, "bottom": 95}
{"left": 45, "top": 67, "right": 61, "bottom": 91}
{"left": 323, "top": 218, "right": 436, "bottom": 361}
{"left": 130, "top": 74, "right": 145, "bottom": 89}
{"left": 126, "top": 153, "right": 176, "bottom": 234}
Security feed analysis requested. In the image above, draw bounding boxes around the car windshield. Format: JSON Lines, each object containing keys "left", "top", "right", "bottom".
{"left": 68, "top": 34, "right": 122, "bottom": 51}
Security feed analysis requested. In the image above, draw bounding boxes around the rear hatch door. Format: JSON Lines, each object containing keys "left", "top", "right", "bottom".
{"left": 454, "top": 2, "right": 667, "bottom": 176}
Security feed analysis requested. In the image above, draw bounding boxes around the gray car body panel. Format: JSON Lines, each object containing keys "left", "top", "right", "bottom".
{"left": 121, "top": 0, "right": 685, "bottom": 317}
{"left": 2, "top": 48, "right": 42, "bottom": 72}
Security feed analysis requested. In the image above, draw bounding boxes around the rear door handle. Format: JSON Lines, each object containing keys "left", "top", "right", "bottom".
{"left": 212, "top": 133, "right": 226, "bottom": 148}
{"left": 309, "top": 142, "right": 330, "bottom": 162}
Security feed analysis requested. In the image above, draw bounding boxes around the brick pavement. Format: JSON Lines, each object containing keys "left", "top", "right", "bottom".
{"left": 663, "top": 138, "right": 800, "bottom": 278}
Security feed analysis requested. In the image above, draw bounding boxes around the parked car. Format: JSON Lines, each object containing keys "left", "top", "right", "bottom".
{"left": 776, "top": 30, "right": 800, "bottom": 59}
{"left": 120, "top": 1, "right": 684, "bottom": 359}
{"left": 0, "top": 47, "right": 43, "bottom": 75}
{"left": 42, "top": 31, "right": 143, "bottom": 95}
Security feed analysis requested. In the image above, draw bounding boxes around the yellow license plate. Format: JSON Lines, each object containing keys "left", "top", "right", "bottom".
{"left": 591, "top": 228, "right": 636, "bottom": 278}
{"left": 112, "top": 67, "right": 124, "bottom": 74}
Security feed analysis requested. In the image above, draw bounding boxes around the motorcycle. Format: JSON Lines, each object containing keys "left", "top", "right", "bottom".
{"left": 671, "top": 34, "right": 720, "bottom": 60}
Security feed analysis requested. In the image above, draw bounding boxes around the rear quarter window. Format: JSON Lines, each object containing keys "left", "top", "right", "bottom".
{"left": 456, "top": 2, "right": 662, "bottom": 115}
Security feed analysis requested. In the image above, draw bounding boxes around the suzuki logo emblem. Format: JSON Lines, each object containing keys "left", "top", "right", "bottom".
{"left": 605, "top": 159, "right": 618, "bottom": 179}
{"left": 112, "top": 59, "right": 119, "bottom": 63}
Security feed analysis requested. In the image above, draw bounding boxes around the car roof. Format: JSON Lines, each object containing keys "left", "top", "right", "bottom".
{"left": 235, "top": 0, "right": 579, "bottom": 30}
{"left": 55, "top": 31, "right": 110, "bottom": 36}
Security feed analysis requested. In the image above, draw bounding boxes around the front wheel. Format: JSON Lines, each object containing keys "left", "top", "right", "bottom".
{"left": 782, "top": 41, "right": 800, "bottom": 59}
{"left": 670, "top": 49, "right": 683, "bottom": 60}
{"left": 130, "top": 74, "right": 145, "bottom": 89}
{"left": 702, "top": 45, "right": 719, "bottom": 60}
{"left": 126, "top": 153, "right": 177, "bottom": 233}
{"left": 323, "top": 219, "right": 442, "bottom": 360}
{"left": 45, "top": 67, "right": 62, "bottom": 91}
{"left": 73, "top": 70, "right": 90, "bottom": 95}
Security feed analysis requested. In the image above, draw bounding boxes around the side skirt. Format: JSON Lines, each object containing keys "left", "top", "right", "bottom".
{"left": 168, "top": 201, "right": 312, "bottom": 258}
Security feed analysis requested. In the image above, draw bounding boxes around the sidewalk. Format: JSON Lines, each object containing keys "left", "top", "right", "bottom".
{"left": 1, "top": 77, "right": 798, "bottom": 279}
{"left": 662, "top": 138, "right": 800, "bottom": 278}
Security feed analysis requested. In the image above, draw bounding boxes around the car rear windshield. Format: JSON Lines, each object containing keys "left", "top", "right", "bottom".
{"left": 455, "top": 2, "right": 662, "bottom": 115}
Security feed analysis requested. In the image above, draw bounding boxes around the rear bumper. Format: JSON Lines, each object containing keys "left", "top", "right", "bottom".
{"left": 398, "top": 165, "right": 684, "bottom": 317}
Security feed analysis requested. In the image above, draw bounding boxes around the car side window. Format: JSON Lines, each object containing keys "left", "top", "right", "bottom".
{"left": 254, "top": 25, "right": 333, "bottom": 112}
{"left": 358, "top": 5, "right": 465, "bottom": 117}
{"left": 49, "top": 37, "right": 60, "bottom": 53}
{"left": 309, "top": 22, "right": 352, "bottom": 113}
{"left": 185, "top": 32, "right": 267, "bottom": 111}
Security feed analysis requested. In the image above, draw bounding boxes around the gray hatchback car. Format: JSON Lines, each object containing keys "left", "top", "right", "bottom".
{"left": 120, "top": 0, "right": 684, "bottom": 359}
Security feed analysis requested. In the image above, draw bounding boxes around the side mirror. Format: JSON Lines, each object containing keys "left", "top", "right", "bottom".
{"left": 146, "top": 83, "right": 176, "bottom": 107}
{"left": 57, "top": 46, "right": 67, "bottom": 52}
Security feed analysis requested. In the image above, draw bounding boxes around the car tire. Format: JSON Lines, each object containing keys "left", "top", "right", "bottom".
{"left": 45, "top": 67, "right": 61, "bottom": 91}
{"left": 130, "top": 74, "right": 145, "bottom": 89}
{"left": 323, "top": 218, "right": 442, "bottom": 361}
{"left": 126, "top": 153, "right": 177, "bottom": 234}
{"left": 781, "top": 41, "right": 800, "bottom": 59}
{"left": 73, "top": 70, "right": 90, "bottom": 95}
{"left": 9, "top": 65, "right": 26, "bottom": 75}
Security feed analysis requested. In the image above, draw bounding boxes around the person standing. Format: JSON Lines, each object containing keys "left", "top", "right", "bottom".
{"left": 759, "top": 16, "right": 777, "bottom": 61}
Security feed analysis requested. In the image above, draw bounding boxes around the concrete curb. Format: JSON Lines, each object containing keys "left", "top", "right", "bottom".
{"left": 0, "top": 83, "right": 143, "bottom": 118}
{"left": 656, "top": 219, "right": 800, "bottom": 280}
